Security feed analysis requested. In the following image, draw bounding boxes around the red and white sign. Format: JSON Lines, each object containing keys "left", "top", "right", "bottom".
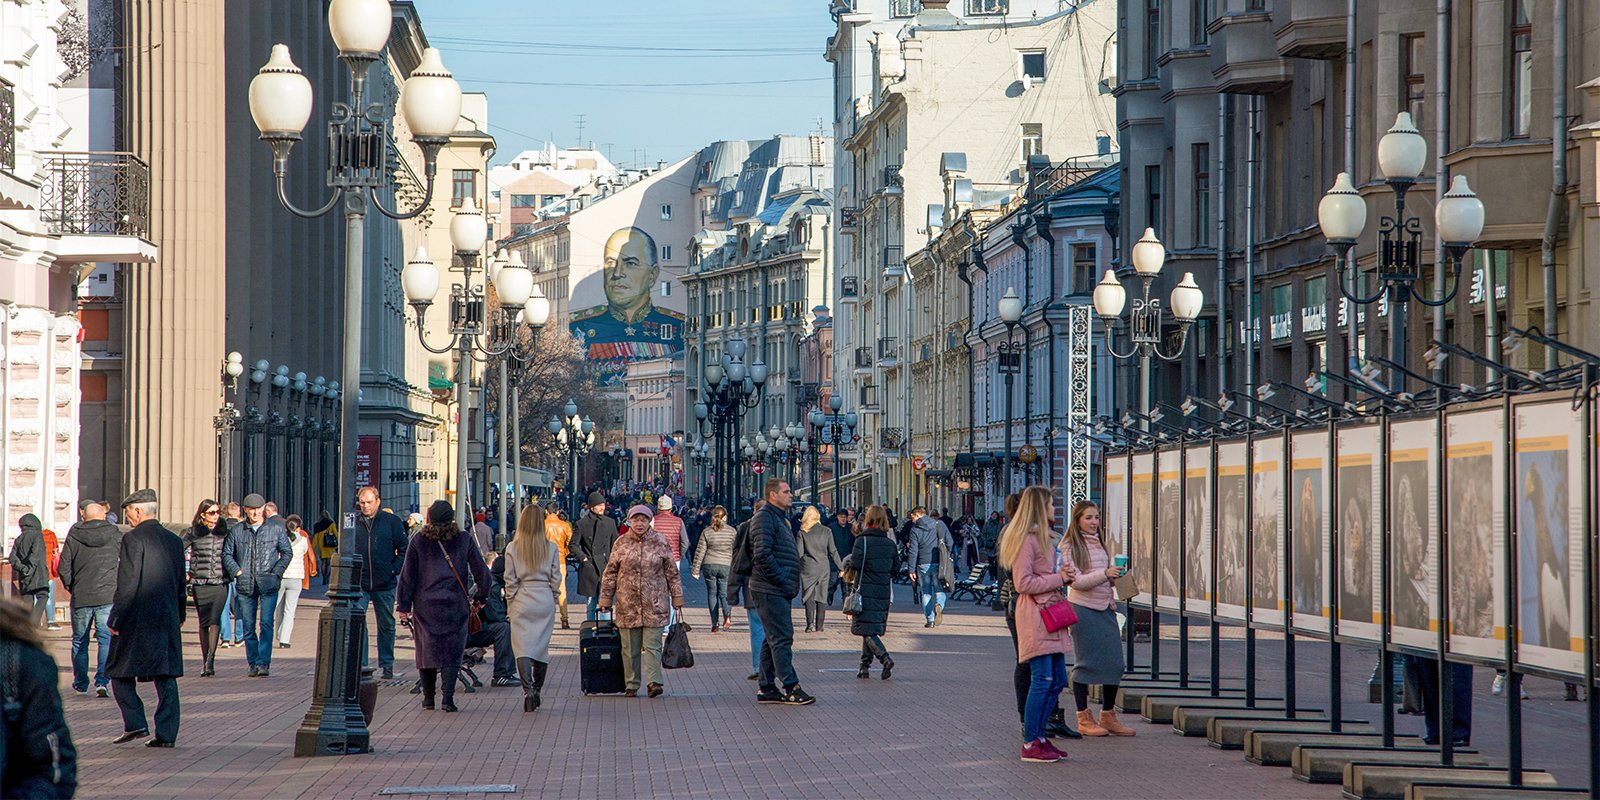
{"left": 355, "top": 435, "right": 381, "bottom": 490}
{"left": 911, "top": 456, "right": 927, "bottom": 471}
{"left": 751, "top": 463, "right": 766, "bottom": 474}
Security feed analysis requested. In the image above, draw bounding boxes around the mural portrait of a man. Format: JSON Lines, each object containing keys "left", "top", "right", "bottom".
{"left": 570, "top": 226, "right": 684, "bottom": 384}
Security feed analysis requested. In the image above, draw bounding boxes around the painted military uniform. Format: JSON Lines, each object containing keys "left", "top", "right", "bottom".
{"left": 570, "top": 303, "right": 685, "bottom": 385}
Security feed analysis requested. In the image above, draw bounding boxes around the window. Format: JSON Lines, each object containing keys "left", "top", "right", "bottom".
{"left": 660, "top": 245, "right": 672, "bottom": 262}
{"left": 1192, "top": 143, "right": 1211, "bottom": 247}
{"left": 1191, "top": 0, "right": 1212, "bottom": 45}
{"left": 511, "top": 194, "right": 538, "bottom": 207}
{"left": 660, "top": 204, "right": 673, "bottom": 220}
{"left": 1400, "top": 33, "right": 1426, "bottom": 128}
{"left": 890, "top": 0, "right": 920, "bottom": 18}
{"left": 1020, "top": 123, "right": 1044, "bottom": 162}
{"left": 1020, "top": 50, "right": 1047, "bottom": 82}
{"left": 1145, "top": 1, "right": 1163, "bottom": 78}
{"left": 969, "top": 0, "right": 1007, "bottom": 14}
{"left": 1144, "top": 164, "right": 1163, "bottom": 240}
{"left": 451, "top": 169, "right": 476, "bottom": 208}
{"left": 1071, "top": 244, "right": 1097, "bottom": 294}
{"left": 1509, "top": 0, "right": 1532, "bottom": 137}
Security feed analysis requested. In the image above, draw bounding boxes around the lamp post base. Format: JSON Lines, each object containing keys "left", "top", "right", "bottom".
{"left": 294, "top": 550, "right": 370, "bottom": 757}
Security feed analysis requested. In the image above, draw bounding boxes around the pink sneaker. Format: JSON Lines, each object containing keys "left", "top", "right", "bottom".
{"left": 1020, "top": 740, "right": 1061, "bottom": 763}
{"left": 1039, "top": 738, "right": 1069, "bottom": 760}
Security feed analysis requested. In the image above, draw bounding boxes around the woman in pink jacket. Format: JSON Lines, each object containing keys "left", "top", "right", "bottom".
{"left": 999, "top": 485, "right": 1073, "bottom": 763}
{"left": 1061, "top": 500, "right": 1134, "bottom": 736}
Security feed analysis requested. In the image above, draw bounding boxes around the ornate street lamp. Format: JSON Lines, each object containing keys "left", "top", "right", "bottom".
{"left": 996, "top": 287, "right": 1025, "bottom": 496}
{"left": 694, "top": 335, "right": 768, "bottom": 510}
{"left": 1318, "top": 112, "right": 1485, "bottom": 387}
{"left": 808, "top": 394, "right": 857, "bottom": 511}
{"left": 1092, "top": 228, "right": 1204, "bottom": 425}
{"left": 549, "top": 402, "right": 595, "bottom": 520}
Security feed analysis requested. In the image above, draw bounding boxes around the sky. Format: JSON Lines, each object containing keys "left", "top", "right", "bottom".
{"left": 408, "top": 0, "right": 836, "bottom": 170}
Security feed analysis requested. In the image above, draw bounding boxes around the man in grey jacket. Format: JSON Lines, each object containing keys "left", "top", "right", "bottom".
{"left": 222, "top": 493, "right": 292, "bottom": 677}
{"left": 58, "top": 500, "right": 121, "bottom": 696}
{"left": 907, "top": 506, "right": 955, "bottom": 627}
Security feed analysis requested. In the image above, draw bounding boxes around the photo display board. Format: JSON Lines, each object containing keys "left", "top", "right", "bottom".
{"left": 1182, "top": 444, "right": 1213, "bottom": 619}
{"left": 1388, "top": 417, "right": 1440, "bottom": 652}
{"left": 1156, "top": 448, "right": 1183, "bottom": 614}
{"left": 1444, "top": 406, "right": 1508, "bottom": 665}
{"left": 1214, "top": 440, "right": 1248, "bottom": 623}
{"left": 1251, "top": 435, "right": 1286, "bottom": 629}
{"left": 1290, "top": 430, "right": 1331, "bottom": 636}
{"left": 1129, "top": 452, "right": 1155, "bottom": 609}
{"left": 1104, "top": 454, "right": 1130, "bottom": 584}
{"left": 1336, "top": 423, "right": 1383, "bottom": 643}
{"left": 1513, "top": 397, "right": 1587, "bottom": 678}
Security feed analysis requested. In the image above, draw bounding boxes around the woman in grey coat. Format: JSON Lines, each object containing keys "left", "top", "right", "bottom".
{"left": 503, "top": 505, "right": 560, "bottom": 712}
{"left": 796, "top": 506, "right": 843, "bottom": 632}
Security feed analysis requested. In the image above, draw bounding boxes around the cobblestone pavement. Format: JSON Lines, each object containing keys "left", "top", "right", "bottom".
{"left": 44, "top": 573, "right": 1591, "bottom": 799}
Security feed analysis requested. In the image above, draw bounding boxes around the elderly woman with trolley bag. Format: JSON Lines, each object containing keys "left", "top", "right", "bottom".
{"left": 598, "top": 505, "right": 684, "bottom": 698}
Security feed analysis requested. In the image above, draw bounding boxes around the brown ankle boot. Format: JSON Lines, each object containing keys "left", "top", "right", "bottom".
{"left": 1099, "top": 709, "right": 1137, "bottom": 736}
{"left": 1076, "top": 709, "right": 1108, "bottom": 736}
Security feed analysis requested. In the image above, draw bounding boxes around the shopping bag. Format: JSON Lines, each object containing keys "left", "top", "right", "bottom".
{"left": 663, "top": 621, "right": 695, "bottom": 669}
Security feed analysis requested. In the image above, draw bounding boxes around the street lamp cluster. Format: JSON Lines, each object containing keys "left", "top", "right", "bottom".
{"left": 214, "top": 354, "right": 343, "bottom": 514}
{"left": 807, "top": 394, "right": 858, "bottom": 511}
{"left": 694, "top": 336, "right": 768, "bottom": 509}
{"left": 549, "top": 399, "right": 595, "bottom": 520}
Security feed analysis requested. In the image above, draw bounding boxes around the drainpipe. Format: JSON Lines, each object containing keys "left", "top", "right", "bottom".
{"left": 1245, "top": 96, "right": 1260, "bottom": 407}
{"left": 1216, "top": 95, "right": 1229, "bottom": 397}
{"left": 1432, "top": 0, "right": 1450, "bottom": 384}
{"left": 1342, "top": 0, "right": 1358, "bottom": 386}
{"left": 961, "top": 226, "right": 983, "bottom": 458}
{"left": 1034, "top": 210, "right": 1058, "bottom": 486}
{"left": 1541, "top": 0, "right": 1568, "bottom": 371}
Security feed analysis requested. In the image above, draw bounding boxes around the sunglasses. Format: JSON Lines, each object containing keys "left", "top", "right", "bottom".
{"left": 203, "top": 509, "right": 221, "bottom": 516}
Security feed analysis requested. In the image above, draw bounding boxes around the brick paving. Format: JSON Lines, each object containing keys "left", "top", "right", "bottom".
{"left": 42, "top": 574, "right": 1590, "bottom": 799}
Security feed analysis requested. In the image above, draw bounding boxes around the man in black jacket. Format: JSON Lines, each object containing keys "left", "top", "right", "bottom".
{"left": 7, "top": 514, "right": 50, "bottom": 625}
{"left": 105, "top": 489, "right": 186, "bottom": 748}
{"left": 825, "top": 508, "right": 852, "bottom": 604}
{"left": 223, "top": 494, "right": 293, "bottom": 677}
{"left": 572, "top": 492, "right": 620, "bottom": 621}
{"left": 350, "top": 486, "right": 409, "bottom": 679}
{"left": 58, "top": 500, "right": 121, "bottom": 696}
{"left": 745, "top": 479, "right": 814, "bottom": 705}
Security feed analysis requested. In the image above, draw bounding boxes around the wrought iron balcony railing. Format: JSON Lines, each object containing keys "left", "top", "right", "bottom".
{"left": 39, "top": 152, "right": 152, "bottom": 239}
{"left": 0, "top": 79, "right": 15, "bottom": 173}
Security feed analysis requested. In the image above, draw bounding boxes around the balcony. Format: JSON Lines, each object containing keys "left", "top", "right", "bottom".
{"left": 1273, "top": 0, "right": 1347, "bottom": 60}
{"left": 878, "top": 337, "right": 900, "bottom": 369}
{"left": 1026, "top": 155, "right": 1108, "bottom": 202}
{"left": 883, "top": 244, "right": 905, "bottom": 280}
{"left": 882, "top": 164, "right": 904, "bottom": 197}
{"left": 1207, "top": 10, "right": 1292, "bottom": 94}
{"left": 39, "top": 152, "right": 158, "bottom": 264}
{"left": 840, "top": 275, "right": 860, "bottom": 303}
{"left": 854, "top": 346, "right": 873, "bottom": 374}
{"left": 839, "top": 206, "right": 861, "bottom": 232}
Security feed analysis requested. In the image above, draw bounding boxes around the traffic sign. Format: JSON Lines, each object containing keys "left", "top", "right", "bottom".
{"left": 751, "top": 463, "right": 766, "bottom": 474}
{"left": 911, "top": 456, "right": 927, "bottom": 471}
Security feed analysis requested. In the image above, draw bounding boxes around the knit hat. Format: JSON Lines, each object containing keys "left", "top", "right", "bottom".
{"left": 656, "top": 495, "right": 673, "bottom": 511}
{"left": 427, "top": 500, "right": 454, "bottom": 525}
{"left": 585, "top": 491, "right": 606, "bottom": 507}
{"left": 627, "top": 504, "right": 654, "bottom": 520}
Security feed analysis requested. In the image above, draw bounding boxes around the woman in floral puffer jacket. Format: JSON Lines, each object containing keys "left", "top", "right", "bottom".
{"left": 598, "top": 505, "right": 684, "bottom": 698}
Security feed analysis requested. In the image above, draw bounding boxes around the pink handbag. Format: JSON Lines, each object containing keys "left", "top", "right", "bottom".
{"left": 1039, "top": 598, "right": 1079, "bottom": 633}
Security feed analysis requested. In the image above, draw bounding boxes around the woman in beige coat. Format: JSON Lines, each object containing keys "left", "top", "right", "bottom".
{"left": 504, "top": 505, "right": 561, "bottom": 712}
{"left": 599, "top": 505, "right": 685, "bottom": 698}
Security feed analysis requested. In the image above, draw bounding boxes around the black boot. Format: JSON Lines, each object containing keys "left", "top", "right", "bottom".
{"left": 857, "top": 652, "right": 872, "bottom": 679}
{"left": 879, "top": 654, "right": 894, "bottom": 680}
{"left": 420, "top": 668, "right": 437, "bottom": 710}
{"left": 518, "top": 658, "right": 537, "bottom": 712}
{"left": 532, "top": 660, "right": 547, "bottom": 710}
{"left": 440, "top": 665, "right": 460, "bottom": 712}
{"left": 200, "top": 626, "right": 217, "bottom": 677}
{"left": 1046, "top": 707, "right": 1082, "bottom": 739}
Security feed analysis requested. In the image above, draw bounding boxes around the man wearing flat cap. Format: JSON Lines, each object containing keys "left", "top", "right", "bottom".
{"left": 222, "top": 493, "right": 293, "bottom": 678}
{"left": 104, "top": 489, "right": 186, "bottom": 747}
{"left": 572, "top": 492, "right": 622, "bottom": 621}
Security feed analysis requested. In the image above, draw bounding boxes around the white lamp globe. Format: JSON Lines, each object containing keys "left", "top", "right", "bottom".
{"left": 400, "top": 48, "right": 463, "bottom": 140}
{"left": 998, "top": 287, "right": 1023, "bottom": 324}
{"left": 1093, "top": 270, "right": 1127, "bottom": 318}
{"left": 327, "top": 0, "right": 393, "bottom": 56}
{"left": 493, "top": 261, "right": 534, "bottom": 308}
{"left": 1317, "top": 172, "right": 1367, "bottom": 244}
{"left": 521, "top": 286, "right": 551, "bottom": 327}
{"left": 1435, "top": 175, "right": 1485, "bottom": 247}
{"left": 401, "top": 246, "right": 439, "bottom": 303}
{"left": 1377, "top": 112, "right": 1427, "bottom": 182}
{"left": 248, "top": 45, "right": 314, "bottom": 139}
{"left": 1130, "top": 228, "right": 1166, "bottom": 276}
{"left": 1169, "top": 272, "right": 1204, "bottom": 321}
{"left": 450, "top": 198, "right": 488, "bottom": 255}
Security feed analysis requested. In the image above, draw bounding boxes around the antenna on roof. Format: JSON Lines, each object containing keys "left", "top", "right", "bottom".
{"left": 574, "top": 114, "right": 587, "bottom": 146}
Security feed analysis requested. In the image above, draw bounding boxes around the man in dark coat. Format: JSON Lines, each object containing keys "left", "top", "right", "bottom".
{"left": 350, "top": 486, "right": 409, "bottom": 679}
{"left": 572, "top": 492, "right": 620, "bottom": 621}
{"left": 906, "top": 506, "right": 955, "bottom": 627}
{"left": 105, "top": 489, "right": 185, "bottom": 748}
{"left": 7, "top": 513, "right": 51, "bottom": 625}
{"left": 746, "top": 479, "right": 813, "bottom": 705}
{"left": 58, "top": 499, "right": 122, "bottom": 696}
{"left": 222, "top": 493, "right": 292, "bottom": 677}
{"left": 825, "top": 508, "right": 853, "bottom": 604}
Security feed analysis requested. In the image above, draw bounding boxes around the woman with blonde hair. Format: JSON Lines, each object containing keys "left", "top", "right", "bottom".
{"left": 999, "top": 485, "right": 1073, "bottom": 763}
{"left": 1059, "top": 500, "right": 1133, "bottom": 736}
{"left": 690, "top": 505, "right": 737, "bottom": 632}
{"left": 796, "top": 505, "right": 842, "bottom": 632}
{"left": 504, "top": 504, "right": 560, "bottom": 711}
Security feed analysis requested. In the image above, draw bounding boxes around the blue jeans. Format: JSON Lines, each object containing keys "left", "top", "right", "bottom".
{"left": 70, "top": 604, "right": 112, "bottom": 691}
{"left": 221, "top": 583, "right": 245, "bottom": 642}
{"left": 235, "top": 590, "right": 276, "bottom": 669}
{"left": 702, "top": 564, "right": 731, "bottom": 628}
{"left": 917, "top": 563, "right": 947, "bottom": 622}
{"left": 1024, "top": 653, "right": 1068, "bottom": 742}
{"left": 351, "top": 588, "right": 397, "bottom": 671}
{"left": 45, "top": 582, "right": 57, "bottom": 625}
{"left": 586, "top": 593, "right": 601, "bottom": 622}
{"left": 746, "top": 606, "right": 766, "bottom": 674}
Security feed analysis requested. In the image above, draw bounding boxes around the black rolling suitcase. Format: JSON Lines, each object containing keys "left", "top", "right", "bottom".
{"left": 579, "top": 617, "right": 626, "bottom": 695}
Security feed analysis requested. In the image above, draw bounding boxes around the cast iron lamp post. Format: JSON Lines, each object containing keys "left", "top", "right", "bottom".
{"left": 808, "top": 394, "right": 857, "bottom": 511}
{"left": 1317, "top": 112, "right": 1486, "bottom": 390}
{"left": 1091, "top": 228, "right": 1204, "bottom": 426}
{"left": 549, "top": 400, "right": 595, "bottom": 520}
{"left": 487, "top": 267, "right": 549, "bottom": 549}
{"left": 693, "top": 336, "right": 768, "bottom": 510}
{"left": 996, "top": 287, "right": 1024, "bottom": 496}
{"left": 247, "top": 0, "right": 464, "bottom": 758}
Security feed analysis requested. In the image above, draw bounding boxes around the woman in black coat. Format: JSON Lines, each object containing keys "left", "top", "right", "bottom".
{"left": 0, "top": 597, "right": 76, "bottom": 798}
{"left": 397, "top": 501, "right": 489, "bottom": 712}
{"left": 181, "top": 499, "right": 229, "bottom": 676}
{"left": 846, "top": 505, "right": 899, "bottom": 680}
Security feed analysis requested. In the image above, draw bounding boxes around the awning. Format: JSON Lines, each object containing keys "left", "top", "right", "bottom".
{"left": 797, "top": 469, "right": 871, "bottom": 502}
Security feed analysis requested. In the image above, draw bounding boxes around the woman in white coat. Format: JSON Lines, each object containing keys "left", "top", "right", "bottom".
{"left": 274, "top": 515, "right": 315, "bottom": 648}
{"left": 504, "top": 504, "right": 560, "bottom": 712}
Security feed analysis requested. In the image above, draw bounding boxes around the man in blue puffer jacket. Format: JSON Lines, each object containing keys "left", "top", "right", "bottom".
{"left": 222, "top": 494, "right": 292, "bottom": 678}
{"left": 743, "top": 479, "right": 815, "bottom": 706}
